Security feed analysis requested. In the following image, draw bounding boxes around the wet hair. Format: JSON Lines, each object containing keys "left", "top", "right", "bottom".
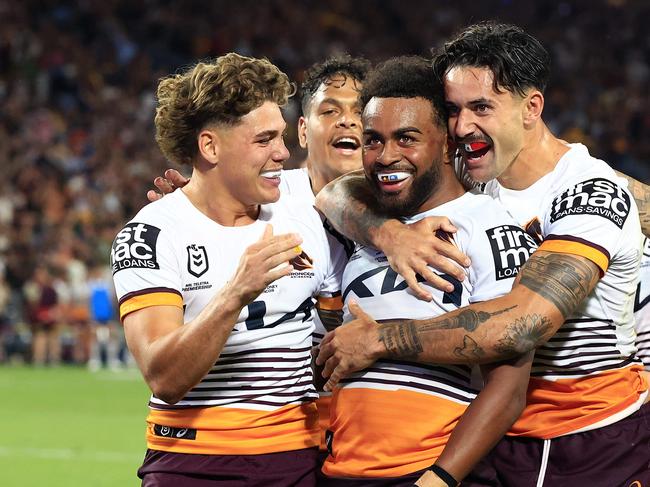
{"left": 432, "top": 21, "right": 551, "bottom": 97}
{"left": 359, "top": 55, "right": 447, "bottom": 128}
{"left": 155, "top": 53, "right": 293, "bottom": 165}
{"left": 300, "top": 54, "right": 371, "bottom": 114}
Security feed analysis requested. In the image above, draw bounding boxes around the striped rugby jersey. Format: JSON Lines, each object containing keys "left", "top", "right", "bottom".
{"left": 111, "top": 188, "right": 346, "bottom": 455}
{"left": 483, "top": 143, "right": 647, "bottom": 438}
{"left": 323, "top": 190, "right": 538, "bottom": 478}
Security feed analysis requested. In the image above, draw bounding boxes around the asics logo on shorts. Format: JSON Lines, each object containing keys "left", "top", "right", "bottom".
{"left": 153, "top": 424, "right": 197, "bottom": 440}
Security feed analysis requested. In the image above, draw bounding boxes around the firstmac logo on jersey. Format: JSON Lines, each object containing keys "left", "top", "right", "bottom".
{"left": 550, "top": 177, "right": 630, "bottom": 229}
{"left": 111, "top": 223, "right": 160, "bottom": 274}
{"left": 487, "top": 225, "right": 538, "bottom": 280}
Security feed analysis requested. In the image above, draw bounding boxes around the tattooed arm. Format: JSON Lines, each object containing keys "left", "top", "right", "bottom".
{"left": 615, "top": 170, "right": 650, "bottom": 237}
{"left": 316, "top": 170, "right": 471, "bottom": 298}
{"left": 317, "top": 250, "right": 600, "bottom": 389}
{"left": 315, "top": 170, "right": 386, "bottom": 247}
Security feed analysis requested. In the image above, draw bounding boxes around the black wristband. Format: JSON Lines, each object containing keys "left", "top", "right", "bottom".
{"left": 429, "top": 464, "right": 458, "bottom": 487}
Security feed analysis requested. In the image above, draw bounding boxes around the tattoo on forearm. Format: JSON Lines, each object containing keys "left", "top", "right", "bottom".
{"left": 378, "top": 322, "right": 423, "bottom": 358}
{"left": 626, "top": 176, "right": 650, "bottom": 237}
{"left": 494, "top": 314, "right": 553, "bottom": 355}
{"left": 341, "top": 197, "right": 384, "bottom": 247}
{"left": 320, "top": 175, "right": 388, "bottom": 246}
{"left": 376, "top": 305, "right": 515, "bottom": 360}
{"left": 453, "top": 335, "right": 485, "bottom": 362}
{"left": 519, "top": 253, "right": 598, "bottom": 318}
{"left": 419, "top": 305, "right": 517, "bottom": 332}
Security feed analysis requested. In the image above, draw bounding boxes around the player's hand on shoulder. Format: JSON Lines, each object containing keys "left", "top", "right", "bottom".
{"left": 146, "top": 169, "right": 190, "bottom": 202}
{"left": 376, "top": 216, "right": 470, "bottom": 301}
{"left": 316, "top": 300, "right": 383, "bottom": 391}
{"left": 226, "top": 224, "right": 302, "bottom": 306}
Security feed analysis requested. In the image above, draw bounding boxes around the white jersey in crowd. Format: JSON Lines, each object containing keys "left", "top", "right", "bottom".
{"left": 634, "top": 238, "right": 650, "bottom": 369}
{"left": 323, "top": 190, "right": 538, "bottom": 478}
{"left": 111, "top": 188, "right": 347, "bottom": 455}
{"left": 481, "top": 143, "right": 646, "bottom": 438}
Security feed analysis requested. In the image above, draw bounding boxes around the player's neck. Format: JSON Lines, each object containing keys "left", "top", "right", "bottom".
{"left": 182, "top": 174, "right": 259, "bottom": 227}
{"left": 306, "top": 163, "right": 332, "bottom": 196}
{"left": 497, "top": 123, "right": 570, "bottom": 190}
{"left": 416, "top": 167, "right": 466, "bottom": 214}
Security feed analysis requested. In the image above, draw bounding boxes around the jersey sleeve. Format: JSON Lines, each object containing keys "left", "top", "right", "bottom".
{"left": 110, "top": 221, "right": 183, "bottom": 321}
{"left": 540, "top": 177, "right": 636, "bottom": 273}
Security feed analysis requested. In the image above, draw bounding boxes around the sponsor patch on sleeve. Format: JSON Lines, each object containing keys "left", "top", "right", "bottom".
{"left": 111, "top": 223, "right": 161, "bottom": 274}
{"left": 486, "top": 225, "right": 538, "bottom": 280}
{"left": 550, "top": 177, "right": 631, "bottom": 229}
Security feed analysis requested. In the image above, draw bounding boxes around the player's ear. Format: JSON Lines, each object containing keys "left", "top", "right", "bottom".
{"left": 523, "top": 90, "right": 544, "bottom": 128}
{"left": 443, "top": 134, "right": 456, "bottom": 165}
{"left": 197, "top": 128, "right": 220, "bottom": 166}
{"left": 298, "top": 116, "right": 308, "bottom": 149}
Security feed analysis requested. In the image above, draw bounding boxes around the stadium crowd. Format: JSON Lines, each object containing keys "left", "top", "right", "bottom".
{"left": 1, "top": 0, "right": 649, "bottom": 366}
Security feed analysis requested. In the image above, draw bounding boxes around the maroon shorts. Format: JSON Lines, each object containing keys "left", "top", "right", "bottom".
{"left": 138, "top": 447, "right": 319, "bottom": 486}
{"left": 318, "top": 467, "right": 428, "bottom": 486}
{"left": 462, "top": 402, "right": 650, "bottom": 487}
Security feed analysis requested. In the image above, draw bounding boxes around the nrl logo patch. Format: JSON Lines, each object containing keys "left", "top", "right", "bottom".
{"left": 187, "top": 244, "right": 209, "bottom": 278}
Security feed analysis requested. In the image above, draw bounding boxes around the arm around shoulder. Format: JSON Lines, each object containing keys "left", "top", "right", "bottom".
{"left": 399, "top": 250, "right": 600, "bottom": 365}
{"left": 316, "top": 171, "right": 470, "bottom": 298}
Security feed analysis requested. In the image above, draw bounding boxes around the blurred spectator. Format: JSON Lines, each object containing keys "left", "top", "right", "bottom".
{"left": 1, "top": 0, "right": 649, "bottom": 365}
{"left": 23, "top": 265, "right": 61, "bottom": 365}
{"left": 53, "top": 243, "right": 91, "bottom": 364}
{"left": 87, "top": 264, "right": 125, "bottom": 370}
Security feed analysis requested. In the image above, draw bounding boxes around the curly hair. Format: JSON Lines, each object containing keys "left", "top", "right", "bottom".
{"left": 155, "top": 53, "right": 294, "bottom": 165}
{"left": 432, "top": 21, "right": 551, "bottom": 97}
{"left": 300, "top": 54, "right": 371, "bottom": 114}
{"left": 359, "top": 56, "right": 447, "bottom": 128}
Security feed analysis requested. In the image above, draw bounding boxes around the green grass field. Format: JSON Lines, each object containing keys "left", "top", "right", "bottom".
{"left": 0, "top": 365, "right": 150, "bottom": 486}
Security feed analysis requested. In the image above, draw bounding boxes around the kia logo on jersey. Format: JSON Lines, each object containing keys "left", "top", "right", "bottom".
{"left": 486, "top": 225, "right": 538, "bottom": 280}
{"left": 550, "top": 177, "right": 631, "bottom": 229}
{"left": 111, "top": 222, "right": 160, "bottom": 274}
{"left": 187, "top": 244, "right": 209, "bottom": 277}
